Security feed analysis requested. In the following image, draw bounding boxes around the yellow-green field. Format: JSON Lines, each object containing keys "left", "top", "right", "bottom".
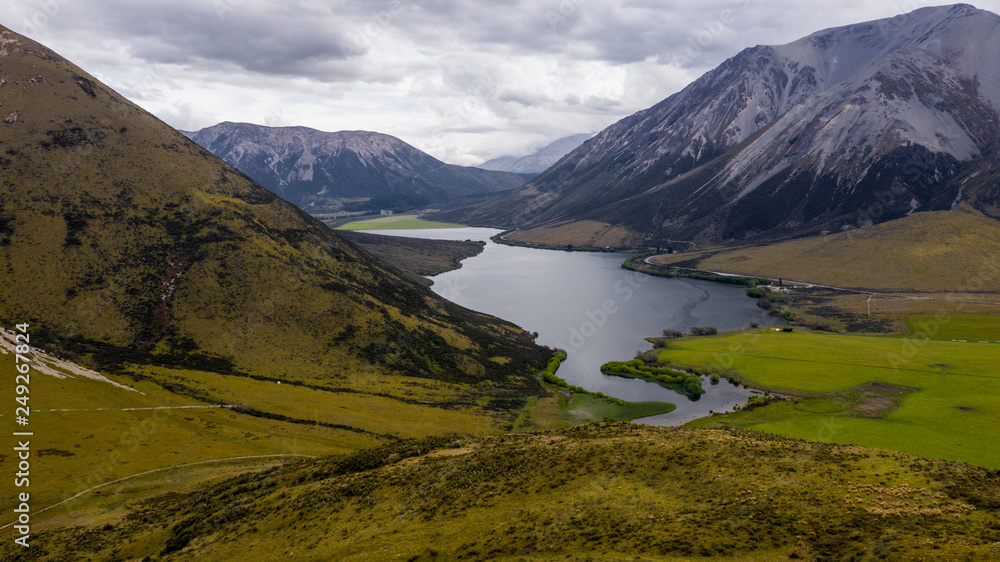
{"left": 651, "top": 205, "right": 1000, "bottom": 292}
{"left": 337, "top": 214, "right": 465, "bottom": 230}
{"left": 668, "top": 325, "right": 1000, "bottom": 468}
{"left": 0, "top": 349, "right": 667, "bottom": 534}
{"left": 505, "top": 219, "right": 645, "bottom": 248}
{"left": 904, "top": 313, "right": 1000, "bottom": 342}
{"left": 10, "top": 424, "right": 1000, "bottom": 561}
{"left": 0, "top": 352, "right": 378, "bottom": 530}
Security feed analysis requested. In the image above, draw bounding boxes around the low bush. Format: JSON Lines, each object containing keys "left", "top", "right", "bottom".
{"left": 538, "top": 353, "right": 627, "bottom": 405}
{"left": 690, "top": 326, "right": 718, "bottom": 336}
{"left": 640, "top": 349, "right": 661, "bottom": 364}
{"left": 538, "top": 352, "right": 569, "bottom": 388}
{"left": 601, "top": 359, "right": 705, "bottom": 395}
{"left": 648, "top": 337, "right": 669, "bottom": 348}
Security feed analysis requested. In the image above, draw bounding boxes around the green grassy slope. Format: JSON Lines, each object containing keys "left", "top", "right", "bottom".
{"left": 0, "top": 350, "right": 375, "bottom": 523}
{"left": 4, "top": 424, "right": 999, "bottom": 560}
{"left": 0, "top": 24, "right": 549, "bottom": 404}
{"left": 0, "top": 24, "right": 552, "bottom": 522}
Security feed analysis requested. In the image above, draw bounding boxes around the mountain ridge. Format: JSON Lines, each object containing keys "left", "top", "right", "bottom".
{"left": 438, "top": 4, "right": 1000, "bottom": 246}
{"left": 185, "top": 122, "right": 532, "bottom": 212}
{"left": 478, "top": 133, "right": 593, "bottom": 174}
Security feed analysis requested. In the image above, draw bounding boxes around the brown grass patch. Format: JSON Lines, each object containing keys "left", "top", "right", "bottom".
{"left": 851, "top": 382, "right": 912, "bottom": 418}
{"left": 652, "top": 205, "right": 1000, "bottom": 293}
{"left": 507, "top": 220, "right": 645, "bottom": 248}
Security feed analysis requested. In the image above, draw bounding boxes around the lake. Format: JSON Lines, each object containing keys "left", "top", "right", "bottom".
{"left": 368, "top": 227, "right": 780, "bottom": 425}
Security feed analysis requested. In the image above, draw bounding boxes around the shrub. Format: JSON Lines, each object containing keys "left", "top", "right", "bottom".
{"left": 662, "top": 329, "right": 683, "bottom": 338}
{"left": 640, "top": 349, "right": 660, "bottom": 364}
{"left": 690, "top": 326, "right": 718, "bottom": 336}
{"left": 601, "top": 360, "right": 705, "bottom": 395}
{"left": 746, "top": 287, "right": 765, "bottom": 298}
{"left": 538, "top": 352, "right": 569, "bottom": 387}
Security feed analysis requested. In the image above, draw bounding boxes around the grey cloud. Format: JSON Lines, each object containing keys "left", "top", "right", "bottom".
{"left": 14, "top": 0, "right": 367, "bottom": 80}
{"left": 496, "top": 88, "right": 552, "bottom": 107}
{"left": 6, "top": 0, "right": 891, "bottom": 85}
{"left": 581, "top": 95, "right": 622, "bottom": 113}
{"left": 9, "top": 0, "right": 1000, "bottom": 164}
{"left": 390, "top": 0, "right": 759, "bottom": 68}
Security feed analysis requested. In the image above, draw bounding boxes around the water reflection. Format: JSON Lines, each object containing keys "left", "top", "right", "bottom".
{"left": 367, "top": 227, "right": 780, "bottom": 425}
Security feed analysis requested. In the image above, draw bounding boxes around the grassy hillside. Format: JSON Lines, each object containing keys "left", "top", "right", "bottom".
{"left": 651, "top": 205, "right": 1000, "bottom": 292}
{"left": 0, "top": 349, "right": 377, "bottom": 523}
{"left": 4, "top": 424, "right": 999, "bottom": 560}
{"left": 0, "top": 24, "right": 553, "bottom": 524}
{"left": 0, "top": 23, "right": 549, "bottom": 398}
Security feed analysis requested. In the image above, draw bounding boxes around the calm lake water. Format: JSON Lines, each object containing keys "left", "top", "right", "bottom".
{"left": 368, "top": 227, "right": 780, "bottom": 425}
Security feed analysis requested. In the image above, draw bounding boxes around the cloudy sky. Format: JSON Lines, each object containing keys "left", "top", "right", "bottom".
{"left": 6, "top": 0, "right": 1000, "bottom": 165}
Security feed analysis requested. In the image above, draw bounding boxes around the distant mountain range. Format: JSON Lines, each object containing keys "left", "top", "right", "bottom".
{"left": 185, "top": 122, "right": 533, "bottom": 212}
{"left": 441, "top": 4, "right": 1000, "bottom": 246}
{"left": 478, "top": 133, "right": 593, "bottom": 174}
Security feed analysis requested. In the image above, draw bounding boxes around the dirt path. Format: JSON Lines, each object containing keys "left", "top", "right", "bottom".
{"left": 0, "top": 454, "right": 315, "bottom": 530}
{"left": 0, "top": 404, "right": 236, "bottom": 416}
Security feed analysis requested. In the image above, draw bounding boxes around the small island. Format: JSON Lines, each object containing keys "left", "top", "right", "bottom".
{"left": 600, "top": 359, "right": 705, "bottom": 396}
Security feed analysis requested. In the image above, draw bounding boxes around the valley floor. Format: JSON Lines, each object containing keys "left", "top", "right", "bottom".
{"left": 668, "top": 326, "right": 1000, "bottom": 469}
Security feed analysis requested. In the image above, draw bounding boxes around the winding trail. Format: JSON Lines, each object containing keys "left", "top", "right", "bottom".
{"left": 0, "top": 405, "right": 235, "bottom": 417}
{"left": 0, "top": 454, "right": 315, "bottom": 530}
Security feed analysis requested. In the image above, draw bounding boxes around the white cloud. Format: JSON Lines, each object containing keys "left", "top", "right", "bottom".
{"left": 5, "top": 0, "right": 1000, "bottom": 164}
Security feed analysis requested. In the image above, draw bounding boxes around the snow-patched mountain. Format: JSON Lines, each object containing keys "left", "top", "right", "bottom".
{"left": 448, "top": 4, "right": 1000, "bottom": 244}
{"left": 186, "top": 123, "right": 531, "bottom": 211}
{"left": 478, "top": 134, "right": 593, "bottom": 174}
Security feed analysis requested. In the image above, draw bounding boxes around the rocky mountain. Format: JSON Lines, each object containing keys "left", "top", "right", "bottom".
{"left": 443, "top": 4, "right": 1000, "bottom": 246}
{"left": 185, "top": 122, "right": 532, "bottom": 212}
{"left": 0, "top": 25, "right": 550, "bottom": 440}
{"left": 478, "top": 133, "right": 593, "bottom": 174}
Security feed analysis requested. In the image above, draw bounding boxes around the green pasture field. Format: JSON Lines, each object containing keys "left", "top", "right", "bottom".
{"left": 663, "top": 328, "right": 1000, "bottom": 468}
{"left": 903, "top": 313, "right": 1000, "bottom": 342}
{"left": 336, "top": 214, "right": 465, "bottom": 230}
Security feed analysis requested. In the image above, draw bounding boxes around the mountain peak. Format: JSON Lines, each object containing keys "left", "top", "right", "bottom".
{"left": 478, "top": 133, "right": 593, "bottom": 174}
{"left": 186, "top": 122, "right": 530, "bottom": 211}
{"left": 445, "top": 4, "right": 1000, "bottom": 245}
